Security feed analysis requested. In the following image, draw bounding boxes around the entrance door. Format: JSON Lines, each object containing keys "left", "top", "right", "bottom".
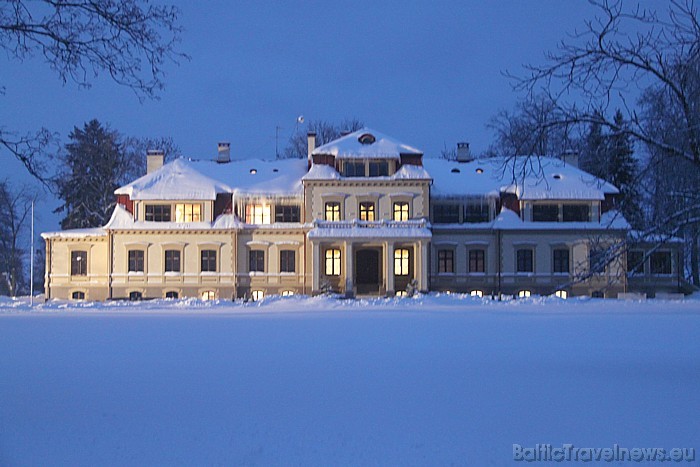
{"left": 356, "top": 249, "right": 380, "bottom": 294}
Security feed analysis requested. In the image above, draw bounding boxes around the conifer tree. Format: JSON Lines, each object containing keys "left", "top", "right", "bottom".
{"left": 55, "top": 120, "right": 124, "bottom": 229}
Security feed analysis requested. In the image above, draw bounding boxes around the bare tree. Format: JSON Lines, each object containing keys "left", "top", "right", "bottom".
{"left": 282, "top": 118, "right": 364, "bottom": 159}
{"left": 0, "top": 180, "right": 36, "bottom": 296}
{"left": 0, "top": 0, "right": 186, "bottom": 179}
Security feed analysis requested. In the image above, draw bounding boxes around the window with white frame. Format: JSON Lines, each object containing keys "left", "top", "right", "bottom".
{"left": 175, "top": 203, "right": 202, "bottom": 223}
{"left": 324, "top": 202, "right": 341, "bottom": 221}
{"left": 393, "top": 202, "right": 409, "bottom": 221}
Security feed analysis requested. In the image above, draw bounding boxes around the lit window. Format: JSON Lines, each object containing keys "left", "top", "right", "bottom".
{"left": 128, "top": 250, "right": 144, "bottom": 272}
{"left": 245, "top": 204, "right": 271, "bottom": 224}
{"left": 324, "top": 202, "right": 341, "bottom": 221}
{"left": 325, "top": 248, "right": 341, "bottom": 276}
{"left": 201, "top": 290, "right": 216, "bottom": 300}
{"left": 165, "top": 250, "right": 181, "bottom": 273}
{"left": 251, "top": 290, "right": 264, "bottom": 301}
{"left": 201, "top": 250, "right": 217, "bottom": 272}
{"left": 393, "top": 202, "right": 409, "bottom": 221}
{"left": 555, "top": 290, "right": 568, "bottom": 299}
{"left": 71, "top": 251, "right": 87, "bottom": 276}
{"left": 470, "top": 290, "right": 483, "bottom": 298}
{"left": 518, "top": 290, "right": 531, "bottom": 298}
{"left": 281, "top": 290, "right": 294, "bottom": 297}
{"left": 394, "top": 248, "right": 410, "bottom": 276}
{"left": 438, "top": 249, "right": 454, "bottom": 274}
{"left": 175, "top": 203, "right": 202, "bottom": 223}
{"left": 249, "top": 250, "right": 265, "bottom": 273}
{"left": 71, "top": 291, "right": 85, "bottom": 300}
{"left": 396, "top": 290, "right": 407, "bottom": 297}
{"left": 359, "top": 202, "right": 375, "bottom": 221}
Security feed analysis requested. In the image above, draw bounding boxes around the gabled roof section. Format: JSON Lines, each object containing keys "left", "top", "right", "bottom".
{"left": 115, "top": 158, "right": 232, "bottom": 201}
{"left": 424, "top": 156, "right": 619, "bottom": 200}
{"left": 312, "top": 128, "right": 422, "bottom": 160}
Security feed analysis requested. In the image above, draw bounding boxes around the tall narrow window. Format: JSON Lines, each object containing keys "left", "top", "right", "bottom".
{"left": 552, "top": 249, "right": 570, "bottom": 274}
{"left": 516, "top": 249, "right": 534, "bottom": 273}
{"left": 165, "top": 250, "right": 181, "bottom": 273}
{"left": 71, "top": 251, "right": 87, "bottom": 276}
{"left": 249, "top": 250, "right": 265, "bottom": 273}
{"left": 468, "top": 249, "right": 485, "bottom": 273}
{"left": 325, "top": 202, "right": 341, "bottom": 221}
{"left": 325, "top": 248, "right": 341, "bottom": 276}
{"left": 438, "top": 250, "right": 454, "bottom": 274}
{"left": 128, "top": 250, "right": 145, "bottom": 273}
{"left": 359, "top": 202, "right": 375, "bottom": 221}
{"left": 201, "top": 250, "right": 217, "bottom": 272}
{"left": 393, "top": 202, "right": 409, "bottom": 221}
{"left": 245, "top": 204, "right": 271, "bottom": 224}
{"left": 175, "top": 203, "right": 202, "bottom": 223}
{"left": 280, "top": 250, "right": 295, "bottom": 273}
{"left": 589, "top": 249, "right": 608, "bottom": 274}
{"left": 394, "top": 248, "right": 410, "bottom": 276}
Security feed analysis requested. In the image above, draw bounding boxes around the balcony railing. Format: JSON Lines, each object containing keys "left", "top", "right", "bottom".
{"left": 313, "top": 219, "right": 429, "bottom": 229}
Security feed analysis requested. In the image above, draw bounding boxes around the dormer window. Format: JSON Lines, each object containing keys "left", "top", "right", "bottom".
{"left": 358, "top": 133, "right": 376, "bottom": 145}
{"left": 343, "top": 161, "right": 365, "bottom": 177}
{"left": 175, "top": 203, "right": 201, "bottom": 223}
{"left": 368, "top": 161, "right": 388, "bottom": 177}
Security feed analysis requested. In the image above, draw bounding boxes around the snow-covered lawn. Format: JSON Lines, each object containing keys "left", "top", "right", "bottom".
{"left": 1, "top": 295, "right": 698, "bottom": 465}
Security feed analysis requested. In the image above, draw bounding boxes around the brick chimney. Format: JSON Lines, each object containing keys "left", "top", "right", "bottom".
{"left": 217, "top": 142, "right": 231, "bottom": 163}
{"left": 147, "top": 149, "right": 164, "bottom": 174}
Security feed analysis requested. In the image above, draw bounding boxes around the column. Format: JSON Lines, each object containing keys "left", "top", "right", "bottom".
{"left": 418, "top": 241, "right": 429, "bottom": 292}
{"left": 385, "top": 241, "right": 395, "bottom": 296}
{"left": 312, "top": 241, "right": 320, "bottom": 294}
{"left": 344, "top": 241, "right": 354, "bottom": 298}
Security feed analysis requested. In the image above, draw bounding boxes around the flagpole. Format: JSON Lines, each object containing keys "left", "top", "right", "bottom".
{"left": 30, "top": 200, "right": 34, "bottom": 307}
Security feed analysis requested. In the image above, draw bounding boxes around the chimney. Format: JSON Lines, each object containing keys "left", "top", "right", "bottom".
{"left": 147, "top": 149, "right": 164, "bottom": 174}
{"left": 561, "top": 149, "right": 579, "bottom": 168}
{"left": 307, "top": 132, "right": 316, "bottom": 160}
{"left": 456, "top": 142, "right": 473, "bottom": 163}
{"left": 217, "top": 142, "right": 231, "bottom": 163}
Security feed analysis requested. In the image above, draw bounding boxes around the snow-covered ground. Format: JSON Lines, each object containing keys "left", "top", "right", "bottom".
{"left": 1, "top": 295, "right": 698, "bottom": 465}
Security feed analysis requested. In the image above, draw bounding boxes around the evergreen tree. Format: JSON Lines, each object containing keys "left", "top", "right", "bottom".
{"left": 55, "top": 120, "right": 125, "bottom": 229}
{"left": 607, "top": 110, "right": 643, "bottom": 229}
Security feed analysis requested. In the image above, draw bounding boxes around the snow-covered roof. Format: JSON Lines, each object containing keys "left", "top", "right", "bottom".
{"left": 312, "top": 128, "right": 422, "bottom": 160}
{"left": 115, "top": 158, "right": 232, "bottom": 201}
{"left": 102, "top": 204, "right": 244, "bottom": 231}
{"left": 488, "top": 208, "right": 630, "bottom": 231}
{"left": 41, "top": 227, "right": 107, "bottom": 239}
{"left": 424, "top": 156, "right": 619, "bottom": 200}
{"left": 301, "top": 161, "right": 431, "bottom": 182}
{"left": 190, "top": 158, "right": 306, "bottom": 197}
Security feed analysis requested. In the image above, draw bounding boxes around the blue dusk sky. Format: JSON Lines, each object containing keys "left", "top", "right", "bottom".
{"left": 0, "top": 1, "right": 653, "bottom": 230}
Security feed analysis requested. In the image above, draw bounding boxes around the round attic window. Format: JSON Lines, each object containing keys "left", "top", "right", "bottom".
{"left": 451, "top": 168, "right": 460, "bottom": 173}
{"left": 250, "top": 168, "right": 257, "bottom": 175}
{"left": 358, "top": 133, "right": 376, "bottom": 145}
{"left": 475, "top": 168, "right": 484, "bottom": 174}
{"left": 553, "top": 174, "right": 562, "bottom": 180}
{"left": 273, "top": 168, "right": 279, "bottom": 173}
